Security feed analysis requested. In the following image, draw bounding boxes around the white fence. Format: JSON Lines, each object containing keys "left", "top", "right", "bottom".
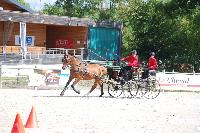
{"left": 1, "top": 64, "right": 200, "bottom": 91}
{"left": 0, "top": 64, "right": 70, "bottom": 89}
{"left": 0, "top": 48, "right": 86, "bottom": 63}
{"left": 44, "top": 48, "right": 85, "bottom": 59}
{"left": 156, "top": 72, "right": 200, "bottom": 91}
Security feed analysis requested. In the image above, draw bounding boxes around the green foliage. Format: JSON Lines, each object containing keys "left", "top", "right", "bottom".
{"left": 42, "top": 0, "right": 105, "bottom": 19}
{"left": 2, "top": 77, "right": 29, "bottom": 88}
{"left": 16, "top": 0, "right": 30, "bottom": 7}
{"left": 43, "top": 3, "right": 64, "bottom": 16}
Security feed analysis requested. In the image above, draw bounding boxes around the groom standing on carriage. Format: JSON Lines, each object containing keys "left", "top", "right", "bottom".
{"left": 147, "top": 52, "right": 158, "bottom": 76}
{"left": 141, "top": 52, "right": 158, "bottom": 79}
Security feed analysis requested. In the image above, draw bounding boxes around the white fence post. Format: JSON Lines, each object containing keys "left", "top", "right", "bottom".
{"left": 0, "top": 63, "right": 2, "bottom": 89}
{"left": 79, "top": 48, "right": 84, "bottom": 60}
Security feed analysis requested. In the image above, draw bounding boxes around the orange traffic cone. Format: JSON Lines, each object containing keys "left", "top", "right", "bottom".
{"left": 11, "top": 113, "right": 25, "bottom": 133}
{"left": 25, "top": 106, "right": 38, "bottom": 128}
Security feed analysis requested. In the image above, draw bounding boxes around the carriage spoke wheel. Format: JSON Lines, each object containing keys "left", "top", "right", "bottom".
{"left": 128, "top": 81, "right": 138, "bottom": 98}
{"left": 122, "top": 81, "right": 133, "bottom": 98}
{"left": 108, "top": 82, "right": 122, "bottom": 98}
{"left": 144, "top": 80, "right": 161, "bottom": 99}
{"left": 135, "top": 80, "right": 147, "bottom": 98}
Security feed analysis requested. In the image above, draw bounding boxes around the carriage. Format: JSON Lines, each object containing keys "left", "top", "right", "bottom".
{"left": 61, "top": 53, "right": 161, "bottom": 99}
{"left": 106, "top": 61, "right": 161, "bottom": 99}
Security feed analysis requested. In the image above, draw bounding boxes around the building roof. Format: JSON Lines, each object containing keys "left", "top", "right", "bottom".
{"left": 0, "top": 10, "right": 96, "bottom": 27}
{"left": 5, "top": 0, "right": 36, "bottom": 13}
{"left": 0, "top": 0, "right": 120, "bottom": 28}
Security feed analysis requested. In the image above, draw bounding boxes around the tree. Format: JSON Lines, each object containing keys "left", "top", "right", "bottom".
{"left": 43, "top": 3, "right": 64, "bottom": 16}
{"left": 16, "top": 0, "right": 30, "bottom": 7}
{"left": 42, "top": 0, "right": 104, "bottom": 19}
{"left": 42, "top": 0, "right": 123, "bottom": 20}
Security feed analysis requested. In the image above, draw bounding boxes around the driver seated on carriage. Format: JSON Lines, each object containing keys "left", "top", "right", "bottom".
{"left": 120, "top": 50, "right": 139, "bottom": 81}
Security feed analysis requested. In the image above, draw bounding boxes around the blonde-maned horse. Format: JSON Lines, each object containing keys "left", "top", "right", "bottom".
{"left": 60, "top": 53, "right": 107, "bottom": 97}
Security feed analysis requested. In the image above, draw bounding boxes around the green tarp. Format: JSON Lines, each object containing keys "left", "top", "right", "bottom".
{"left": 88, "top": 27, "right": 119, "bottom": 60}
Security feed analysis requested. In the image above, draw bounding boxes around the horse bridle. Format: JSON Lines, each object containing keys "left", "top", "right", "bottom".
{"left": 62, "top": 54, "right": 69, "bottom": 63}
{"left": 62, "top": 54, "right": 88, "bottom": 73}
{"left": 62, "top": 54, "right": 72, "bottom": 69}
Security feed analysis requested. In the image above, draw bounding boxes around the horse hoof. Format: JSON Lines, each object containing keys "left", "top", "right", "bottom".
{"left": 99, "top": 93, "right": 104, "bottom": 97}
{"left": 73, "top": 89, "right": 80, "bottom": 94}
{"left": 60, "top": 91, "right": 65, "bottom": 96}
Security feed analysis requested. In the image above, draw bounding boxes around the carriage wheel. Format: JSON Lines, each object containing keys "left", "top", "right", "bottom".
{"left": 144, "top": 80, "right": 161, "bottom": 99}
{"left": 120, "top": 81, "right": 133, "bottom": 98}
{"left": 127, "top": 81, "right": 138, "bottom": 98}
{"left": 134, "top": 80, "right": 147, "bottom": 98}
{"left": 108, "top": 82, "right": 123, "bottom": 98}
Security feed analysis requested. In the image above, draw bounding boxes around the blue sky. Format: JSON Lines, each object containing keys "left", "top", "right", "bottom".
{"left": 24, "top": 0, "right": 57, "bottom": 11}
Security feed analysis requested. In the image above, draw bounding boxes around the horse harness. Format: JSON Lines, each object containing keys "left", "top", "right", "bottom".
{"left": 75, "top": 62, "right": 88, "bottom": 75}
{"left": 65, "top": 55, "right": 103, "bottom": 78}
{"left": 74, "top": 62, "right": 104, "bottom": 78}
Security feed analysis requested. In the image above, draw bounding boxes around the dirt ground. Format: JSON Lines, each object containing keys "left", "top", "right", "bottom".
{"left": 0, "top": 86, "right": 200, "bottom": 133}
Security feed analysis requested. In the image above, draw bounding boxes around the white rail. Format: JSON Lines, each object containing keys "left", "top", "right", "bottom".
{"left": 14, "top": 48, "right": 85, "bottom": 61}
{"left": 44, "top": 48, "right": 85, "bottom": 60}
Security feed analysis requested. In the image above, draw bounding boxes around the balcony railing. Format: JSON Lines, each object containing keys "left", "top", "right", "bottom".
{"left": 0, "top": 46, "right": 86, "bottom": 63}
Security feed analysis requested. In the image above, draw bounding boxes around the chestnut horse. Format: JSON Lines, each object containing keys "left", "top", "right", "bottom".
{"left": 60, "top": 54, "right": 107, "bottom": 97}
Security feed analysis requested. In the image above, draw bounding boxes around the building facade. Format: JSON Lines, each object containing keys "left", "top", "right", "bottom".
{"left": 0, "top": 0, "right": 122, "bottom": 61}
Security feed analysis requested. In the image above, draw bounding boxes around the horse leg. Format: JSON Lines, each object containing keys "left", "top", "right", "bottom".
{"left": 85, "top": 80, "right": 98, "bottom": 96}
{"left": 60, "top": 76, "right": 73, "bottom": 96}
{"left": 71, "top": 78, "right": 81, "bottom": 94}
{"left": 97, "top": 79, "right": 104, "bottom": 97}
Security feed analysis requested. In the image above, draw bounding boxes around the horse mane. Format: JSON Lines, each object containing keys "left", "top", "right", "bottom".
{"left": 65, "top": 53, "right": 79, "bottom": 61}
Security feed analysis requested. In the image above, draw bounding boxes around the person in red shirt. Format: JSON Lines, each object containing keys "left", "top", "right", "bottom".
{"left": 148, "top": 52, "right": 158, "bottom": 70}
{"left": 120, "top": 50, "right": 139, "bottom": 81}
{"left": 143, "top": 52, "right": 158, "bottom": 78}
{"left": 121, "top": 50, "right": 138, "bottom": 67}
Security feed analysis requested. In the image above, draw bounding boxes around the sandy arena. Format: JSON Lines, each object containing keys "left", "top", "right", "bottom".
{"left": 0, "top": 86, "right": 200, "bottom": 133}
